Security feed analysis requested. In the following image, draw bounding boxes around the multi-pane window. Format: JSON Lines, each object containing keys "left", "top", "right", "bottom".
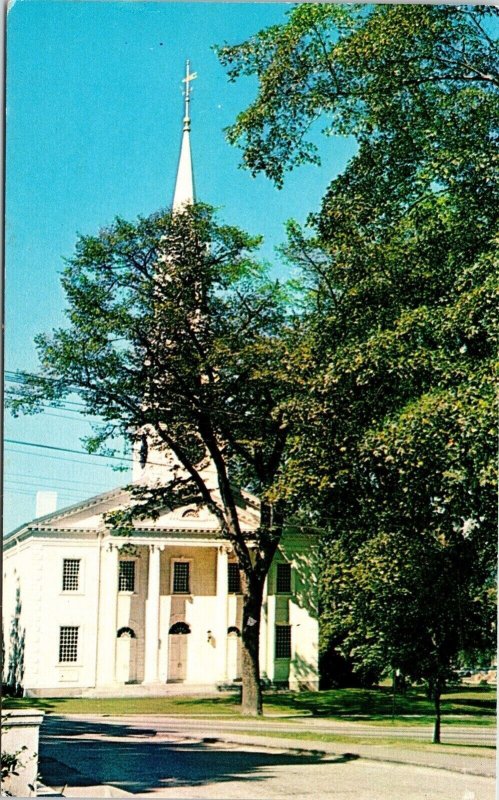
{"left": 173, "top": 562, "right": 190, "bottom": 594}
{"left": 228, "top": 563, "right": 241, "bottom": 594}
{"left": 62, "top": 559, "right": 80, "bottom": 591}
{"left": 275, "top": 625, "right": 292, "bottom": 659}
{"left": 119, "top": 560, "right": 136, "bottom": 592}
{"left": 59, "top": 626, "right": 79, "bottom": 663}
{"left": 276, "top": 562, "right": 292, "bottom": 594}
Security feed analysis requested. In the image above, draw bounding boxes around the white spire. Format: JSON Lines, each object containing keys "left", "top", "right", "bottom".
{"left": 172, "top": 60, "right": 197, "bottom": 211}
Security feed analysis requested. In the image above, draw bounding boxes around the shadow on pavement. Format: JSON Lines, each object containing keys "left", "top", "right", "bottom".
{"left": 39, "top": 716, "right": 359, "bottom": 795}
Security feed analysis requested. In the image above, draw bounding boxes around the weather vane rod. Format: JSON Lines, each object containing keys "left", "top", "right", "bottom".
{"left": 182, "top": 59, "right": 197, "bottom": 130}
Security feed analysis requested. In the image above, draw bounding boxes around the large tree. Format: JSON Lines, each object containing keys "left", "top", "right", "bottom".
{"left": 217, "top": 3, "right": 498, "bottom": 738}
{"left": 10, "top": 203, "right": 305, "bottom": 716}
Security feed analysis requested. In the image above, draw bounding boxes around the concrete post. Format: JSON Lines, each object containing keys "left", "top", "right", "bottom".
{"left": 1, "top": 710, "right": 45, "bottom": 797}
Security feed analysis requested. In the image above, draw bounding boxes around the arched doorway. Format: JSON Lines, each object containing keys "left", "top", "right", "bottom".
{"left": 115, "top": 627, "right": 137, "bottom": 683}
{"left": 168, "top": 622, "right": 190, "bottom": 682}
{"left": 227, "top": 626, "right": 241, "bottom": 682}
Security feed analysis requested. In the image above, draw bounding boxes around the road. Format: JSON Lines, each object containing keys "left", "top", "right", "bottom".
{"left": 38, "top": 715, "right": 495, "bottom": 799}
{"left": 90, "top": 713, "right": 496, "bottom": 746}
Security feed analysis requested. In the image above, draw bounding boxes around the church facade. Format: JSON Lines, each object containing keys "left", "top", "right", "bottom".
{"left": 2, "top": 64, "right": 319, "bottom": 697}
{"left": 3, "top": 486, "right": 319, "bottom": 696}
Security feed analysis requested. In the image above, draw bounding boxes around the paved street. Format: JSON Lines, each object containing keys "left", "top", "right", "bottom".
{"left": 38, "top": 715, "right": 496, "bottom": 799}
{"left": 91, "top": 713, "right": 496, "bottom": 746}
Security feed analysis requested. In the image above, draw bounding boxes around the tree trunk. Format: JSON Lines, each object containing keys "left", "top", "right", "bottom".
{"left": 240, "top": 585, "right": 264, "bottom": 716}
{"left": 432, "top": 688, "right": 441, "bottom": 744}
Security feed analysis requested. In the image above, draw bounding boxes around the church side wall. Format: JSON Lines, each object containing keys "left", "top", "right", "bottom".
{"left": 3, "top": 540, "right": 44, "bottom": 693}
{"left": 263, "top": 536, "right": 320, "bottom": 690}
{"left": 16, "top": 538, "right": 101, "bottom": 693}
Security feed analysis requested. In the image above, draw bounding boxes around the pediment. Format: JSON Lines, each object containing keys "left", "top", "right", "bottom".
{"left": 5, "top": 481, "right": 260, "bottom": 541}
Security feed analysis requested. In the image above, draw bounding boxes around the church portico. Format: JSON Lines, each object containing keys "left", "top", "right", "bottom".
{"left": 92, "top": 537, "right": 246, "bottom": 691}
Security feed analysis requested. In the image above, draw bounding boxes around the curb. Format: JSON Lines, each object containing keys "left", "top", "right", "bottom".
{"left": 197, "top": 731, "right": 495, "bottom": 779}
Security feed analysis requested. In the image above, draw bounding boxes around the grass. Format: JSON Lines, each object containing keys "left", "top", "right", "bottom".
{"left": 2, "top": 685, "right": 496, "bottom": 727}
{"left": 261, "top": 685, "right": 497, "bottom": 722}
{"left": 233, "top": 728, "right": 496, "bottom": 755}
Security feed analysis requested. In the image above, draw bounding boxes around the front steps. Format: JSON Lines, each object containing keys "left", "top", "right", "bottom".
{"left": 81, "top": 682, "right": 227, "bottom": 698}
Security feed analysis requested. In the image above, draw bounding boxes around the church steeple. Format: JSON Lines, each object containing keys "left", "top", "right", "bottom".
{"left": 172, "top": 60, "right": 197, "bottom": 211}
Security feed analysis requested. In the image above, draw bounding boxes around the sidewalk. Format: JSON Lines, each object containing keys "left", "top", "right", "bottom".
{"left": 198, "top": 728, "right": 496, "bottom": 778}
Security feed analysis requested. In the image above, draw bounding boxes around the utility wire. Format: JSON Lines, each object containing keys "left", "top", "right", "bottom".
{"left": 5, "top": 447, "right": 129, "bottom": 469}
{"left": 5, "top": 438, "right": 131, "bottom": 462}
{"left": 4, "top": 477, "right": 108, "bottom": 494}
{"left": 4, "top": 471, "right": 109, "bottom": 489}
{"left": 5, "top": 438, "right": 170, "bottom": 470}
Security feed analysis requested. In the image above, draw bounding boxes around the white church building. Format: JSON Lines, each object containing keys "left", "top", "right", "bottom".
{"left": 2, "top": 65, "right": 319, "bottom": 698}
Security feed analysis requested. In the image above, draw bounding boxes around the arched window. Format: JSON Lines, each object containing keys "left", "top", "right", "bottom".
{"left": 228, "top": 626, "right": 241, "bottom": 637}
{"left": 169, "top": 622, "right": 191, "bottom": 635}
{"left": 117, "top": 627, "right": 136, "bottom": 639}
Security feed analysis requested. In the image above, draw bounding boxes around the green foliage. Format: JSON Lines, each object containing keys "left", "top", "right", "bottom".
{"left": 1, "top": 747, "right": 28, "bottom": 781}
{"left": 10, "top": 204, "right": 295, "bottom": 509}
{"left": 1, "top": 745, "right": 35, "bottom": 796}
{"left": 218, "top": 5, "right": 498, "bottom": 187}
{"left": 218, "top": 4, "right": 498, "bottom": 710}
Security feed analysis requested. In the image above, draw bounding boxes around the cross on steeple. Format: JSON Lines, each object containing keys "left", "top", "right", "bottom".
{"left": 182, "top": 60, "right": 197, "bottom": 131}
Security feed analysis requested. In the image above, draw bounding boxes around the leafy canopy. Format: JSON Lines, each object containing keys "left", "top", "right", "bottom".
{"left": 10, "top": 204, "right": 302, "bottom": 519}
{"left": 218, "top": 4, "right": 499, "bottom": 697}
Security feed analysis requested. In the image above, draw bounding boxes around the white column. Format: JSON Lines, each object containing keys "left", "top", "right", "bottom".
{"left": 260, "top": 576, "right": 268, "bottom": 679}
{"left": 216, "top": 546, "right": 229, "bottom": 681}
{"left": 143, "top": 545, "right": 161, "bottom": 684}
{"left": 266, "top": 594, "right": 276, "bottom": 682}
{"left": 96, "top": 542, "right": 118, "bottom": 686}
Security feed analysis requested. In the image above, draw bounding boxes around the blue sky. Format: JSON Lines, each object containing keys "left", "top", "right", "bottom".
{"left": 5, "top": 1, "right": 356, "bottom": 533}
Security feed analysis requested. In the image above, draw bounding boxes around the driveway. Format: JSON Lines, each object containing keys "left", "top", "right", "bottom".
{"left": 38, "top": 716, "right": 495, "bottom": 799}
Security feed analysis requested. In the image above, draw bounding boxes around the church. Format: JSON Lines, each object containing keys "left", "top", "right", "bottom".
{"left": 2, "top": 64, "right": 319, "bottom": 698}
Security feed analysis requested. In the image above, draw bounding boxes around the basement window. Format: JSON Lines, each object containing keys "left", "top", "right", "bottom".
{"left": 59, "top": 626, "right": 79, "bottom": 663}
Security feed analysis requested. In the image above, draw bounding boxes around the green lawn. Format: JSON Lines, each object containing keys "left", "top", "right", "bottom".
{"left": 2, "top": 685, "right": 496, "bottom": 726}
{"left": 234, "top": 728, "right": 496, "bottom": 754}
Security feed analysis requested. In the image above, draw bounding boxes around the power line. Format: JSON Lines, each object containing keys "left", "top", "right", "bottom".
{"left": 5, "top": 390, "right": 89, "bottom": 414}
{"left": 4, "top": 471, "right": 109, "bottom": 490}
{"left": 5, "top": 447, "right": 129, "bottom": 469}
{"left": 4, "top": 487, "right": 85, "bottom": 501}
{"left": 4, "top": 477, "right": 107, "bottom": 494}
{"left": 5, "top": 438, "right": 131, "bottom": 462}
{"left": 5, "top": 438, "right": 170, "bottom": 471}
